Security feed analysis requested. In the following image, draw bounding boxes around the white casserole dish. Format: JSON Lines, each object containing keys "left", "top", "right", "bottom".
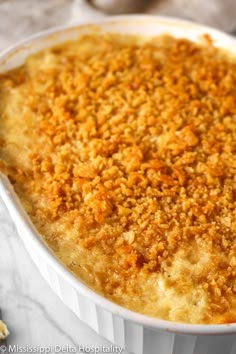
{"left": 0, "top": 15, "right": 236, "bottom": 354}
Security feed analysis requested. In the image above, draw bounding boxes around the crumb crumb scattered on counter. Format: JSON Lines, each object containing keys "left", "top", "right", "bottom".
{"left": 0, "top": 320, "right": 9, "bottom": 341}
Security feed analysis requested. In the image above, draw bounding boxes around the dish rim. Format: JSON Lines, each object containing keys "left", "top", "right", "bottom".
{"left": 0, "top": 14, "right": 236, "bottom": 335}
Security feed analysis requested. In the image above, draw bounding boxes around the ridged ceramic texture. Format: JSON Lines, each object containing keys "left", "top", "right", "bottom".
{"left": 13, "top": 223, "right": 236, "bottom": 354}
{"left": 1, "top": 16, "right": 236, "bottom": 354}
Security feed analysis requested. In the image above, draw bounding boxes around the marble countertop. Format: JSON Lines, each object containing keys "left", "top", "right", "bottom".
{"left": 0, "top": 0, "right": 236, "bottom": 352}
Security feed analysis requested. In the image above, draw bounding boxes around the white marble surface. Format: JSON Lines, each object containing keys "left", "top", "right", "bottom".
{"left": 0, "top": 0, "right": 236, "bottom": 352}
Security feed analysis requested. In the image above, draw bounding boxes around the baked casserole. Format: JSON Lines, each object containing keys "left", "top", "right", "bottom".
{"left": 0, "top": 33, "right": 236, "bottom": 324}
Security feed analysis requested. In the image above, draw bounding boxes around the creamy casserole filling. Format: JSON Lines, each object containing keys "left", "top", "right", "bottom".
{"left": 0, "top": 33, "right": 236, "bottom": 324}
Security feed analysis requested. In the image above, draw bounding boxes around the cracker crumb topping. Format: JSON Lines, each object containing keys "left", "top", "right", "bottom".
{"left": 1, "top": 33, "right": 236, "bottom": 324}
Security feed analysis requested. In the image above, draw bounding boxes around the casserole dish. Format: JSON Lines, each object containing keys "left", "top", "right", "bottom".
{"left": 0, "top": 15, "right": 236, "bottom": 354}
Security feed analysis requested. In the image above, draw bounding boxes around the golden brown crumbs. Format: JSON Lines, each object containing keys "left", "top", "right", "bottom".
{"left": 1, "top": 33, "right": 236, "bottom": 324}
